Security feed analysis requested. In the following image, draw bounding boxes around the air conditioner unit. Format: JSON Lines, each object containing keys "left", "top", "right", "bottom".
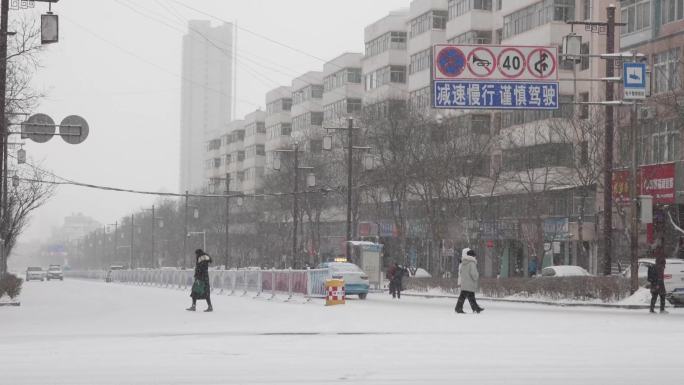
{"left": 637, "top": 106, "right": 654, "bottom": 120}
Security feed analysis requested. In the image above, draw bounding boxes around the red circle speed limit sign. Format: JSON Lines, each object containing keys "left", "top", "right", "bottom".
{"left": 467, "top": 47, "right": 496, "bottom": 78}
{"left": 527, "top": 48, "right": 557, "bottom": 79}
{"left": 497, "top": 47, "right": 526, "bottom": 79}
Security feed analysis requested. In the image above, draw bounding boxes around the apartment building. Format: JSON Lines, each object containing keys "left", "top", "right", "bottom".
{"left": 617, "top": 0, "right": 684, "bottom": 259}
{"left": 291, "top": 71, "right": 325, "bottom": 151}
{"left": 265, "top": 86, "right": 293, "bottom": 173}
{"left": 240, "top": 110, "right": 267, "bottom": 194}
{"left": 180, "top": 21, "right": 234, "bottom": 193}
{"left": 322, "top": 53, "right": 364, "bottom": 126}
{"left": 362, "top": 9, "right": 410, "bottom": 115}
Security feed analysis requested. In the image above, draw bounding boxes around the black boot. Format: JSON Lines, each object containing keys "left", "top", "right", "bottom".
{"left": 475, "top": 307, "right": 485, "bottom": 313}
{"left": 204, "top": 305, "right": 213, "bottom": 312}
{"left": 186, "top": 305, "right": 196, "bottom": 311}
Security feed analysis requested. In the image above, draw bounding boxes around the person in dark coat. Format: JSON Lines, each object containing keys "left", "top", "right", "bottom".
{"left": 187, "top": 249, "right": 213, "bottom": 312}
{"left": 648, "top": 260, "right": 667, "bottom": 314}
{"left": 387, "top": 262, "right": 398, "bottom": 297}
{"left": 387, "top": 262, "right": 408, "bottom": 299}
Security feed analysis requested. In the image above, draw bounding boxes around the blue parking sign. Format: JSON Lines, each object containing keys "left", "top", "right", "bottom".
{"left": 623, "top": 62, "right": 646, "bottom": 100}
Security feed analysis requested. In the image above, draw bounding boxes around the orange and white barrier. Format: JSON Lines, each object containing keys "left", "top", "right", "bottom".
{"left": 325, "top": 279, "right": 345, "bottom": 306}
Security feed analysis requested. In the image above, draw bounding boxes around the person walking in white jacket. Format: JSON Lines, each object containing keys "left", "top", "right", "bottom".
{"left": 455, "top": 248, "right": 484, "bottom": 314}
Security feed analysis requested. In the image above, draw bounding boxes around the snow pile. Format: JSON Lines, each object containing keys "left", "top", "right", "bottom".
{"left": 618, "top": 287, "right": 653, "bottom": 306}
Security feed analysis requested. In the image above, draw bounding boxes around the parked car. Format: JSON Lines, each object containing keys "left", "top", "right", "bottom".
{"left": 540, "top": 265, "right": 592, "bottom": 277}
{"left": 622, "top": 258, "right": 684, "bottom": 305}
{"left": 317, "top": 261, "right": 370, "bottom": 299}
{"left": 46, "top": 264, "right": 64, "bottom": 281}
{"left": 25, "top": 266, "right": 45, "bottom": 281}
{"left": 105, "top": 265, "right": 125, "bottom": 282}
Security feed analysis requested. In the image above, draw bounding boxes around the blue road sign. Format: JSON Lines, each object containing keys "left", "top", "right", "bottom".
{"left": 436, "top": 46, "right": 467, "bottom": 78}
{"left": 432, "top": 80, "right": 559, "bottom": 109}
{"left": 623, "top": 62, "right": 646, "bottom": 88}
{"left": 623, "top": 62, "right": 646, "bottom": 100}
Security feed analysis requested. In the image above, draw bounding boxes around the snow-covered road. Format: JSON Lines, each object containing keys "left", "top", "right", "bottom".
{"left": 2, "top": 278, "right": 683, "bottom": 384}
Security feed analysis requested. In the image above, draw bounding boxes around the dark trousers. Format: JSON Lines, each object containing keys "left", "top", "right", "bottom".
{"left": 650, "top": 287, "right": 666, "bottom": 312}
{"left": 389, "top": 281, "right": 401, "bottom": 298}
{"left": 455, "top": 290, "right": 480, "bottom": 312}
{"left": 192, "top": 293, "right": 212, "bottom": 307}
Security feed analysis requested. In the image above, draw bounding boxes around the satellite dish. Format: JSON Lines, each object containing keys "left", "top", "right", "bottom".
{"left": 22, "top": 113, "right": 55, "bottom": 143}
{"left": 59, "top": 115, "right": 89, "bottom": 144}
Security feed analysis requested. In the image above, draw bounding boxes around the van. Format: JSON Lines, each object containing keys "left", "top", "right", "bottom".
{"left": 623, "top": 258, "right": 684, "bottom": 305}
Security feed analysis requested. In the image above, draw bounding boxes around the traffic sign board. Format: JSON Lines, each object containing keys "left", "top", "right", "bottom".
{"left": 59, "top": 115, "right": 89, "bottom": 144}
{"left": 22, "top": 113, "right": 55, "bottom": 143}
{"left": 623, "top": 62, "right": 646, "bottom": 100}
{"left": 433, "top": 44, "right": 558, "bottom": 81}
{"left": 433, "top": 80, "right": 559, "bottom": 110}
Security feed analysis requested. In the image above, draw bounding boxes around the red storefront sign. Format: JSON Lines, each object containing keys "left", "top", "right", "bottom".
{"left": 612, "top": 163, "right": 675, "bottom": 205}
{"left": 641, "top": 163, "right": 675, "bottom": 204}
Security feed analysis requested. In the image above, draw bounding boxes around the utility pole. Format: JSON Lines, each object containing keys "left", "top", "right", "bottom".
{"left": 603, "top": 5, "right": 616, "bottom": 276}
{"left": 225, "top": 174, "right": 230, "bottom": 269}
{"left": 630, "top": 99, "right": 639, "bottom": 293}
{"left": 151, "top": 204, "right": 155, "bottom": 268}
{"left": 293, "top": 143, "right": 299, "bottom": 268}
{"left": 183, "top": 190, "right": 188, "bottom": 269}
{"left": 346, "top": 117, "right": 353, "bottom": 261}
{"left": 0, "top": 0, "right": 9, "bottom": 275}
{"left": 130, "top": 214, "right": 134, "bottom": 269}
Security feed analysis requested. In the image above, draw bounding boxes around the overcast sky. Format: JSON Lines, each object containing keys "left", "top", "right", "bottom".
{"left": 18, "top": 0, "right": 407, "bottom": 243}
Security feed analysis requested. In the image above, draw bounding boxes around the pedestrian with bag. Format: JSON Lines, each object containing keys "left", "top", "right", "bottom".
{"left": 647, "top": 261, "right": 667, "bottom": 314}
{"left": 186, "top": 249, "right": 213, "bottom": 312}
{"left": 455, "top": 248, "right": 484, "bottom": 314}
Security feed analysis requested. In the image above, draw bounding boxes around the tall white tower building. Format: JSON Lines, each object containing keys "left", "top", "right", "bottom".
{"left": 180, "top": 20, "right": 234, "bottom": 193}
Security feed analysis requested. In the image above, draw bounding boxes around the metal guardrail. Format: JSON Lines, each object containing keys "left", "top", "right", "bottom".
{"left": 66, "top": 268, "right": 330, "bottom": 300}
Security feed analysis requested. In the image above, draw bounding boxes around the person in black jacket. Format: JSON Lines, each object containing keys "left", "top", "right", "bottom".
{"left": 187, "top": 249, "right": 213, "bottom": 312}
{"left": 648, "top": 261, "right": 667, "bottom": 314}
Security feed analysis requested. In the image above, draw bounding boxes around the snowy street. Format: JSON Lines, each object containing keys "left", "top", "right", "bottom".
{"left": 2, "top": 279, "right": 683, "bottom": 384}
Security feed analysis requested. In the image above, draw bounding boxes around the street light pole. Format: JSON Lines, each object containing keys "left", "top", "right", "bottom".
{"left": 130, "top": 214, "right": 134, "bottom": 269}
{"left": 346, "top": 117, "right": 353, "bottom": 261}
{"left": 293, "top": 143, "right": 299, "bottom": 267}
{"left": 603, "top": 5, "right": 616, "bottom": 276}
{"left": 151, "top": 204, "right": 155, "bottom": 267}
{"left": 0, "top": 0, "right": 9, "bottom": 275}
{"left": 183, "top": 190, "right": 188, "bottom": 269}
{"left": 225, "top": 173, "right": 230, "bottom": 269}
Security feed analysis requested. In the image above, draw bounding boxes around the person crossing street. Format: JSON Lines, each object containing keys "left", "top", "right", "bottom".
{"left": 455, "top": 248, "right": 484, "bottom": 314}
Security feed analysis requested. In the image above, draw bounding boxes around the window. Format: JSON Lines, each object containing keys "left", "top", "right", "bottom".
{"left": 661, "top": 0, "right": 684, "bottom": 24}
{"left": 641, "top": 120, "right": 679, "bottom": 164}
{"left": 653, "top": 48, "right": 680, "bottom": 94}
{"left": 621, "top": 0, "right": 651, "bottom": 35}
{"left": 281, "top": 123, "right": 292, "bottom": 136}
{"left": 364, "top": 65, "right": 406, "bottom": 91}
{"left": 580, "top": 42, "right": 589, "bottom": 71}
{"left": 410, "top": 10, "right": 448, "bottom": 38}
{"left": 311, "top": 111, "right": 324, "bottom": 126}
{"left": 471, "top": 114, "right": 490, "bottom": 135}
{"left": 409, "top": 49, "right": 432, "bottom": 74}
{"left": 237, "top": 151, "right": 245, "bottom": 162}
{"left": 256, "top": 144, "right": 265, "bottom": 156}
{"left": 448, "top": 0, "right": 492, "bottom": 20}
{"left": 582, "top": 0, "right": 590, "bottom": 20}
{"left": 579, "top": 92, "right": 589, "bottom": 119}
{"left": 447, "top": 30, "right": 492, "bottom": 45}
{"left": 365, "top": 31, "right": 406, "bottom": 57}
{"left": 292, "top": 85, "right": 323, "bottom": 105}
{"left": 324, "top": 68, "right": 362, "bottom": 92}
{"left": 244, "top": 121, "right": 266, "bottom": 137}
{"left": 502, "top": 142, "right": 574, "bottom": 171}
{"left": 503, "top": 0, "right": 575, "bottom": 39}
{"left": 409, "top": 86, "right": 431, "bottom": 111}
{"left": 500, "top": 96, "right": 574, "bottom": 129}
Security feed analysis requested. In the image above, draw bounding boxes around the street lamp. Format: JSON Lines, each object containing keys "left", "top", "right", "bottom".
{"left": 323, "top": 117, "right": 372, "bottom": 261}
{"left": 143, "top": 205, "right": 164, "bottom": 268}
{"left": 107, "top": 222, "right": 118, "bottom": 263}
{"left": 274, "top": 138, "right": 315, "bottom": 268}
{"left": 187, "top": 231, "right": 207, "bottom": 252}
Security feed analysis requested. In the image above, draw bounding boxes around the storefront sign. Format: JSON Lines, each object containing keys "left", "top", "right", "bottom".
{"left": 612, "top": 163, "right": 675, "bottom": 205}
{"left": 543, "top": 218, "right": 569, "bottom": 241}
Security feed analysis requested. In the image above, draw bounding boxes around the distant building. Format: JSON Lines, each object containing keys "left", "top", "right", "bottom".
{"left": 180, "top": 20, "right": 234, "bottom": 193}
{"left": 50, "top": 213, "right": 101, "bottom": 244}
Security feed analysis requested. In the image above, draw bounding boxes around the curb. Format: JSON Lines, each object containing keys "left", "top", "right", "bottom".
{"left": 400, "top": 292, "right": 655, "bottom": 310}
{"left": 0, "top": 302, "right": 20, "bottom": 307}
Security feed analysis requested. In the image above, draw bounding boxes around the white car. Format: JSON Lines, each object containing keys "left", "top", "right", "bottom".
{"left": 47, "top": 265, "right": 64, "bottom": 281}
{"left": 317, "top": 262, "right": 370, "bottom": 299}
{"left": 540, "top": 265, "right": 592, "bottom": 277}
{"left": 25, "top": 266, "right": 45, "bottom": 281}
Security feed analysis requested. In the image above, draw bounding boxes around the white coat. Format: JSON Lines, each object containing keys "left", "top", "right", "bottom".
{"left": 458, "top": 248, "right": 479, "bottom": 292}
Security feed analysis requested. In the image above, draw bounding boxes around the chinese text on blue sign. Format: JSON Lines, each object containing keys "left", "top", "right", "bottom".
{"left": 433, "top": 81, "right": 558, "bottom": 109}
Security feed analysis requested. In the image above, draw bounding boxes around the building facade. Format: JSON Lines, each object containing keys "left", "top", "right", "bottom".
{"left": 180, "top": 21, "right": 234, "bottom": 193}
